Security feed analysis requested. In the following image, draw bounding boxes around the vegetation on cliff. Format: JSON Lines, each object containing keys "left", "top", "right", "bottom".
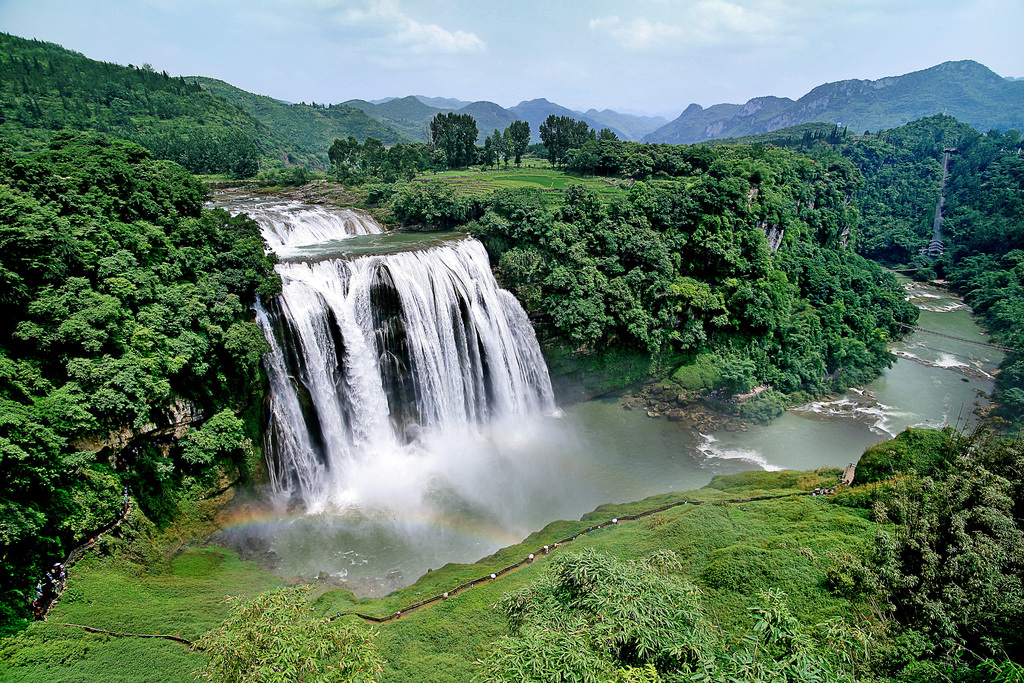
{"left": 0, "top": 131, "right": 278, "bottom": 632}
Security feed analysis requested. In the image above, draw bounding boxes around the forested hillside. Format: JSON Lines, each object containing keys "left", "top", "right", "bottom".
{"left": 381, "top": 140, "right": 918, "bottom": 415}
{"left": 191, "top": 77, "right": 407, "bottom": 161}
{"left": 0, "top": 33, "right": 320, "bottom": 175}
{"left": 0, "top": 131, "right": 278, "bottom": 630}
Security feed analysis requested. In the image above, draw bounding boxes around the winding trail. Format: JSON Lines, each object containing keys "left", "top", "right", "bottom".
{"left": 327, "top": 490, "right": 813, "bottom": 624}
{"left": 35, "top": 501, "right": 132, "bottom": 621}
{"left": 49, "top": 488, "right": 839, "bottom": 644}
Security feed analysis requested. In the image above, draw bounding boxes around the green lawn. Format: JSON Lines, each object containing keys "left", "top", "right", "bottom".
{"left": 0, "top": 545, "right": 282, "bottom": 683}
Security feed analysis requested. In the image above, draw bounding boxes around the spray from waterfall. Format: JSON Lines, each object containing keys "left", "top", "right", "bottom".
{"left": 248, "top": 204, "right": 557, "bottom": 513}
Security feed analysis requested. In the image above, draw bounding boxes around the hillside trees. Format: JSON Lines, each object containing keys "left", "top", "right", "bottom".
{"left": 0, "top": 131, "right": 278, "bottom": 630}
{"left": 0, "top": 33, "right": 311, "bottom": 176}
{"left": 472, "top": 144, "right": 915, "bottom": 396}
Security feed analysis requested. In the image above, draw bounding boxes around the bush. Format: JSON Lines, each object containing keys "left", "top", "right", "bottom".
{"left": 855, "top": 427, "right": 952, "bottom": 483}
{"left": 739, "top": 389, "right": 787, "bottom": 423}
{"left": 391, "top": 180, "right": 470, "bottom": 230}
{"left": 671, "top": 353, "right": 723, "bottom": 391}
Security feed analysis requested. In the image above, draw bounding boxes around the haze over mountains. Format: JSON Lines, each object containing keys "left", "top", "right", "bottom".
{"left": 2, "top": 30, "right": 1021, "bottom": 171}
{"left": 338, "top": 60, "right": 1022, "bottom": 147}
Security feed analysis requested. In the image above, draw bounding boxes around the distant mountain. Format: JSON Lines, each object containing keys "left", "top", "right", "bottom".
{"left": 645, "top": 60, "right": 1024, "bottom": 144}
{"left": 354, "top": 95, "right": 666, "bottom": 142}
{"left": 342, "top": 95, "right": 439, "bottom": 142}
{"left": 193, "top": 77, "right": 407, "bottom": 161}
{"left": 582, "top": 109, "right": 668, "bottom": 141}
{"left": 510, "top": 98, "right": 628, "bottom": 142}
{"left": 414, "top": 95, "right": 473, "bottom": 109}
{"left": 342, "top": 96, "right": 519, "bottom": 143}
{"left": 459, "top": 101, "right": 520, "bottom": 137}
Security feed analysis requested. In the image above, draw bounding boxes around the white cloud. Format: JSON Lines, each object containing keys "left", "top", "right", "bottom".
{"left": 590, "top": 1, "right": 779, "bottom": 50}
{"left": 327, "top": 0, "right": 484, "bottom": 54}
{"left": 393, "top": 19, "right": 485, "bottom": 53}
{"left": 588, "top": 15, "right": 683, "bottom": 49}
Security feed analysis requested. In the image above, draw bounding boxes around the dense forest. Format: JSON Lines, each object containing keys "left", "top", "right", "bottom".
{"left": 0, "top": 30, "right": 1022, "bottom": 682}
{"left": 0, "top": 33, "right": 323, "bottom": 175}
{"left": 0, "top": 131, "right": 278, "bottom": 630}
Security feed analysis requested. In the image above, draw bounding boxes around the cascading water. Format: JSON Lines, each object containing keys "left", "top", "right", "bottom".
{"left": 257, "top": 238, "right": 556, "bottom": 513}
{"left": 221, "top": 198, "right": 383, "bottom": 254}
{"left": 213, "top": 198, "right": 998, "bottom": 597}
{"left": 226, "top": 198, "right": 555, "bottom": 509}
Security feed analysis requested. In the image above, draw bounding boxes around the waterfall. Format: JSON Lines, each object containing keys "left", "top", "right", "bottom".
{"left": 250, "top": 204, "right": 556, "bottom": 513}
{"left": 221, "top": 198, "right": 384, "bottom": 253}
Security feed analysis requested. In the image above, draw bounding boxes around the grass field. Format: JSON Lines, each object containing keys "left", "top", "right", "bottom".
{"left": 415, "top": 165, "right": 629, "bottom": 207}
{"left": 0, "top": 469, "right": 877, "bottom": 683}
{"left": 0, "top": 537, "right": 281, "bottom": 683}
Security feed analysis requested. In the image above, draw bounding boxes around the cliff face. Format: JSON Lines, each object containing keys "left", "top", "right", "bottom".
{"left": 70, "top": 400, "right": 204, "bottom": 460}
{"left": 644, "top": 60, "right": 1024, "bottom": 143}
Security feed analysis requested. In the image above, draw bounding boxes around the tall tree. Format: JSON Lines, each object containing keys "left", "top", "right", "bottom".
{"left": 538, "top": 115, "right": 593, "bottom": 167}
{"left": 428, "top": 112, "right": 478, "bottom": 169}
{"left": 506, "top": 120, "right": 531, "bottom": 166}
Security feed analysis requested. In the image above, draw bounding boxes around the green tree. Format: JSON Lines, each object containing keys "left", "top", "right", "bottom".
{"left": 194, "top": 587, "right": 383, "bottom": 683}
{"left": 428, "top": 112, "right": 479, "bottom": 168}
{"left": 539, "top": 115, "right": 593, "bottom": 167}
{"left": 506, "top": 120, "right": 531, "bottom": 166}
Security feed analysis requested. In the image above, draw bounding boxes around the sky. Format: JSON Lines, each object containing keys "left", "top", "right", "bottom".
{"left": 1, "top": 0, "right": 1021, "bottom": 119}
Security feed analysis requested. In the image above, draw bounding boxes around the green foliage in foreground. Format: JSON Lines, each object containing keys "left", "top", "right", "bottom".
{"left": 0, "top": 131, "right": 278, "bottom": 631}
{"left": 11, "top": 432, "right": 1021, "bottom": 683}
{"left": 830, "top": 426, "right": 1024, "bottom": 680}
{"left": 476, "top": 548, "right": 861, "bottom": 683}
{"left": 195, "top": 587, "right": 383, "bottom": 683}
{"left": 0, "top": 520, "right": 283, "bottom": 683}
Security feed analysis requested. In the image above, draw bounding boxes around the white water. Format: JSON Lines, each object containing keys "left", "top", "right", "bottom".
{"left": 254, "top": 209, "right": 556, "bottom": 514}
{"left": 219, "top": 197, "right": 384, "bottom": 255}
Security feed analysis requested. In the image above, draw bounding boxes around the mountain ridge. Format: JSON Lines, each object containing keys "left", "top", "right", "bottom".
{"left": 644, "top": 60, "right": 1024, "bottom": 143}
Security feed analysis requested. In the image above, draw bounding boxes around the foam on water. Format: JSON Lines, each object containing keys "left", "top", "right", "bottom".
{"left": 693, "top": 433, "right": 782, "bottom": 472}
{"left": 789, "top": 394, "right": 899, "bottom": 437}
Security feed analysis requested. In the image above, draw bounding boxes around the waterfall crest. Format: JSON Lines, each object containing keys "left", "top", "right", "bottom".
{"left": 224, "top": 199, "right": 384, "bottom": 253}
{"left": 253, "top": 207, "right": 556, "bottom": 513}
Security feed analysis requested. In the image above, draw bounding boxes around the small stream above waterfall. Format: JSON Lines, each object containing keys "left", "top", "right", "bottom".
{"left": 214, "top": 197, "right": 1000, "bottom": 597}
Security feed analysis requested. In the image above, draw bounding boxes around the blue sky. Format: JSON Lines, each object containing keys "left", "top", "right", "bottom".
{"left": 1, "top": 0, "right": 1021, "bottom": 118}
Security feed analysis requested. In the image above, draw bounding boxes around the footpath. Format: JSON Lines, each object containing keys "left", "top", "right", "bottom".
{"left": 45, "top": 474, "right": 856, "bottom": 644}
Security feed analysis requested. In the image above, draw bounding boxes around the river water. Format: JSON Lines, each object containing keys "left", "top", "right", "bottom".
{"left": 217, "top": 199, "right": 1001, "bottom": 596}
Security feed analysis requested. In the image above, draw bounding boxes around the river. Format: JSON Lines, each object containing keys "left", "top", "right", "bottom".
{"left": 216, "top": 198, "right": 1001, "bottom": 597}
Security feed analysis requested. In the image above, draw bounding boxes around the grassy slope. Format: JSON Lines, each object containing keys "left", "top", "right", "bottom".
{"left": 0, "top": 525, "right": 282, "bottom": 682}
{"left": 0, "top": 470, "right": 875, "bottom": 682}
{"left": 317, "top": 469, "right": 875, "bottom": 682}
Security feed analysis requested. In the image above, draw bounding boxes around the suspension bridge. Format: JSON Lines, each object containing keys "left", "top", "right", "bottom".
{"left": 898, "top": 323, "right": 1014, "bottom": 352}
